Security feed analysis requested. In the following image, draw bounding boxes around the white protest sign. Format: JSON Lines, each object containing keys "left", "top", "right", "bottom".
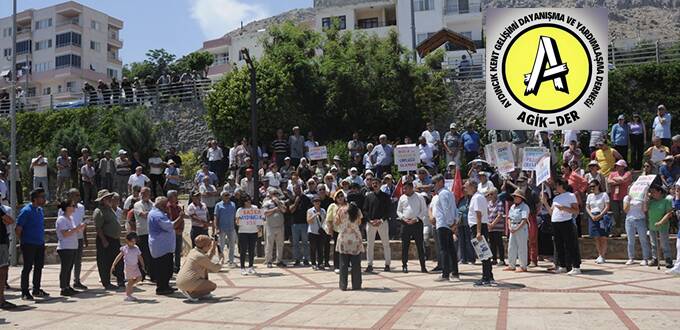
{"left": 395, "top": 144, "right": 419, "bottom": 172}
{"left": 521, "top": 147, "right": 549, "bottom": 171}
{"left": 650, "top": 148, "right": 666, "bottom": 164}
{"left": 308, "top": 146, "right": 328, "bottom": 161}
{"left": 471, "top": 236, "right": 493, "bottom": 261}
{"left": 535, "top": 156, "right": 551, "bottom": 186}
{"left": 494, "top": 142, "right": 515, "bottom": 174}
{"left": 484, "top": 143, "right": 497, "bottom": 166}
{"left": 629, "top": 175, "right": 657, "bottom": 201}
{"left": 238, "top": 208, "right": 264, "bottom": 226}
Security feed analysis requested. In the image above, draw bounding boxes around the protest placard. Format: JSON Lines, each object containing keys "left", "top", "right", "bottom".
{"left": 484, "top": 143, "right": 497, "bottom": 166}
{"left": 395, "top": 144, "right": 419, "bottom": 172}
{"left": 308, "top": 146, "right": 328, "bottom": 161}
{"left": 522, "top": 147, "right": 549, "bottom": 171}
{"left": 494, "top": 142, "right": 515, "bottom": 174}
{"left": 629, "top": 175, "right": 657, "bottom": 201}
{"left": 535, "top": 156, "right": 551, "bottom": 185}
{"left": 238, "top": 208, "right": 264, "bottom": 226}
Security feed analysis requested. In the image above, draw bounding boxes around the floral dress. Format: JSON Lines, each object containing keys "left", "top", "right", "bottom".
{"left": 334, "top": 206, "right": 364, "bottom": 256}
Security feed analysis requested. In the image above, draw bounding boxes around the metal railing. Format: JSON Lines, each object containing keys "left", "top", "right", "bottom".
{"left": 355, "top": 20, "right": 397, "bottom": 30}
{"left": 444, "top": 52, "right": 485, "bottom": 80}
{"left": 0, "top": 79, "right": 213, "bottom": 114}
{"left": 609, "top": 40, "right": 680, "bottom": 68}
{"left": 444, "top": 1, "right": 482, "bottom": 15}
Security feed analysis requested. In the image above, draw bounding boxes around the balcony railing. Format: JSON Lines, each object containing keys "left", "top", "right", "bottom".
{"left": 444, "top": 1, "right": 481, "bottom": 15}
{"left": 57, "top": 18, "right": 80, "bottom": 27}
{"left": 355, "top": 20, "right": 397, "bottom": 30}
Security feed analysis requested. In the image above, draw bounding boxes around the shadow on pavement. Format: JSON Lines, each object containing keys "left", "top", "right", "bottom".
{"left": 361, "top": 287, "right": 398, "bottom": 293}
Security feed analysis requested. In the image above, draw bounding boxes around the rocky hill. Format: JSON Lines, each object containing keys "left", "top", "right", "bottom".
{"left": 483, "top": 0, "right": 680, "bottom": 42}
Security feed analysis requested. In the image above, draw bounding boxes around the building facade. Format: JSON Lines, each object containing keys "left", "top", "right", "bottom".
{"left": 0, "top": 1, "right": 123, "bottom": 105}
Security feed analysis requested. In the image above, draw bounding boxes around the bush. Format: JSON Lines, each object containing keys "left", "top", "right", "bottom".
{"left": 325, "top": 140, "right": 349, "bottom": 164}
{"left": 179, "top": 150, "right": 200, "bottom": 183}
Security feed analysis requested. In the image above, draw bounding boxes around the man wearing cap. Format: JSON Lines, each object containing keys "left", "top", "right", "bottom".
{"left": 289, "top": 126, "right": 305, "bottom": 166}
{"left": 659, "top": 155, "right": 678, "bottom": 187}
{"left": 56, "top": 148, "right": 72, "bottom": 200}
{"left": 196, "top": 164, "right": 219, "bottom": 188}
{"left": 347, "top": 167, "right": 363, "bottom": 187}
{"left": 608, "top": 160, "right": 632, "bottom": 236}
{"left": 81, "top": 157, "right": 97, "bottom": 209}
{"left": 176, "top": 235, "right": 221, "bottom": 302}
{"left": 164, "top": 159, "right": 181, "bottom": 192}
{"left": 443, "top": 124, "right": 462, "bottom": 167}
{"left": 114, "top": 150, "right": 131, "bottom": 197}
{"left": 652, "top": 104, "right": 672, "bottom": 147}
{"left": 397, "top": 181, "right": 428, "bottom": 273}
{"left": 370, "top": 134, "right": 393, "bottom": 179}
{"left": 93, "top": 190, "right": 124, "bottom": 290}
{"left": 432, "top": 175, "right": 460, "bottom": 281}
{"left": 363, "top": 177, "right": 392, "bottom": 273}
{"left": 30, "top": 151, "right": 49, "bottom": 202}
{"left": 611, "top": 115, "right": 630, "bottom": 163}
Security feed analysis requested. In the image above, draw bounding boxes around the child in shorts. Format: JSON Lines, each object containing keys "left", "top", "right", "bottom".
{"left": 111, "top": 232, "right": 145, "bottom": 301}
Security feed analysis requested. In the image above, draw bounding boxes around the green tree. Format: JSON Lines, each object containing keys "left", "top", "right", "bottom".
{"left": 122, "top": 61, "right": 155, "bottom": 80}
{"left": 172, "top": 51, "right": 215, "bottom": 77}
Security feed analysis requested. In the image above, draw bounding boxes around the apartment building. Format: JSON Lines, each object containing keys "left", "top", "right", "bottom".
{"left": 0, "top": 1, "right": 123, "bottom": 104}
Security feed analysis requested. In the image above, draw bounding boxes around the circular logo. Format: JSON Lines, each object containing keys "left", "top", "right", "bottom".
{"left": 502, "top": 23, "right": 592, "bottom": 114}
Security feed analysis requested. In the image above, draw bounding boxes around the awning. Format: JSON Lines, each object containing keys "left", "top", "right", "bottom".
{"left": 416, "top": 28, "right": 476, "bottom": 58}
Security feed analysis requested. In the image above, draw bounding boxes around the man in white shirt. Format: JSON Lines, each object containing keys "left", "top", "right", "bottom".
{"left": 397, "top": 181, "right": 428, "bottom": 273}
{"left": 562, "top": 130, "right": 580, "bottom": 151}
{"left": 304, "top": 132, "right": 319, "bottom": 160}
{"left": 541, "top": 178, "right": 581, "bottom": 275}
{"left": 207, "top": 140, "right": 225, "bottom": 185}
{"left": 147, "top": 149, "right": 165, "bottom": 198}
{"left": 421, "top": 122, "right": 441, "bottom": 152}
{"left": 431, "top": 175, "right": 459, "bottom": 282}
{"left": 31, "top": 152, "right": 49, "bottom": 201}
{"left": 465, "top": 180, "right": 494, "bottom": 286}
{"left": 264, "top": 163, "right": 282, "bottom": 187}
{"left": 132, "top": 187, "right": 154, "bottom": 281}
{"left": 418, "top": 136, "right": 434, "bottom": 169}
{"left": 128, "top": 166, "right": 150, "bottom": 195}
{"left": 652, "top": 104, "right": 672, "bottom": 147}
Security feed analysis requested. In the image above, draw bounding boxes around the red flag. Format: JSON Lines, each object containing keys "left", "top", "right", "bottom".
{"left": 453, "top": 166, "right": 464, "bottom": 203}
{"left": 394, "top": 177, "right": 404, "bottom": 199}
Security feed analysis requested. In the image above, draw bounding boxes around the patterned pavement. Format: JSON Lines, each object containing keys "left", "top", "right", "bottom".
{"left": 2, "top": 259, "right": 680, "bottom": 329}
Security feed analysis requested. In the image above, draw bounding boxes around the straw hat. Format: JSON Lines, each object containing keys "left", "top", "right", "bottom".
{"left": 95, "top": 189, "right": 114, "bottom": 202}
{"left": 511, "top": 189, "right": 526, "bottom": 201}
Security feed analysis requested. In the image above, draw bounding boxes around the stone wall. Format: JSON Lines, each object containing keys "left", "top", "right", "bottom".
{"left": 147, "top": 101, "right": 212, "bottom": 153}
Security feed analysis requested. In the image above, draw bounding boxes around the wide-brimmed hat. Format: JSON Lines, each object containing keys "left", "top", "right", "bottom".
{"left": 167, "top": 159, "right": 176, "bottom": 165}
{"left": 588, "top": 160, "right": 600, "bottom": 168}
{"left": 332, "top": 189, "right": 346, "bottom": 199}
{"left": 511, "top": 189, "right": 526, "bottom": 201}
{"left": 95, "top": 189, "right": 114, "bottom": 202}
{"left": 333, "top": 155, "right": 342, "bottom": 161}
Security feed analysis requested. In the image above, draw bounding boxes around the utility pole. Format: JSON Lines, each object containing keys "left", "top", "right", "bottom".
{"left": 9, "top": 0, "right": 18, "bottom": 266}
{"left": 410, "top": 0, "right": 418, "bottom": 62}
{"left": 241, "top": 48, "right": 259, "bottom": 205}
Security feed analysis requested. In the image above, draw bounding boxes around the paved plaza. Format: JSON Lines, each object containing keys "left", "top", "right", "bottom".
{"left": 2, "top": 259, "right": 680, "bottom": 329}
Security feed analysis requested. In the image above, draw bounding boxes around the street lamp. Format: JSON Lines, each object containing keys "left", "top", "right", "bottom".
{"left": 240, "top": 48, "right": 259, "bottom": 204}
{"left": 8, "top": 0, "right": 18, "bottom": 265}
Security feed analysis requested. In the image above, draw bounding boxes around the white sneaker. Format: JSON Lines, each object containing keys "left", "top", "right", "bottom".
{"left": 247, "top": 267, "right": 256, "bottom": 275}
{"left": 334, "top": 269, "right": 340, "bottom": 274}
{"left": 595, "top": 256, "right": 605, "bottom": 264}
{"left": 640, "top": 260, "right": 649, "bottom": 266}
{"left": 449, "top": 275, "right": 461, "bottom": 282}
{"left": 124, "top": 295, "right": 137, "bottom": 302}
{"left": 199, "top": 293, "right": 214, "bottom": 300}
{"left": 554, "top": 267, "right": 568, "bottom": 274}
{"left": 179, "top": 289, "right": 198, "bottom": 302}
{"left": 241, "top": 268, "right": 248, "bottom": 276}
{"left": 567, "top": 268, "right": 582, "bottom": 275}
{"left": 625, "top": 259, "right": 635, "bottom": 265}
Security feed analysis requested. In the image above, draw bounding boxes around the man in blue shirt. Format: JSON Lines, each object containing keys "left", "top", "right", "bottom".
{"left": 370, "top": 134, "right": 393, "bottom": 179}
{"left": 610, "top": 114, "right": 630, "bottom": 163}
{"left": 461, "top": 125, "right": 481, "bottom": 165}
{"left": 431, "top": 175, "right": 460, "bottom": 282}
{"left": 15, "top": 188, "right": 48, "bottom": 300}
{"left": 148, "top": 197, "right": 178, "bottom": 295}
{"left": 214, "top": 191, "right": 237, "bottom": 265}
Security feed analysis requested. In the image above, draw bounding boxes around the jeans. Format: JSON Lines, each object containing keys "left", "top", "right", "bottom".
{"left": 367, "top": 220, "right": 391, "bottom": 266}
{"left": 152, "top": 253, "right": 173, "bottom": 292}
{"left": 508, "top": 226, "right": 528, "bottom": 269}
{"left": 32, "top": 176, "right": 49, "bottom": 201}
{"left": 74, "top": 239, "right": 84, "bottom": 284}
{"left": 238, "top": 232, "right": 257, "bottom": 268}
{"left": 489, "top": 231, "right": 505, "bottom": 263}
{"left": 670, "top": 239, "right": 680, "bottom": 273}
{"left": 402, "top": 221, "right": 426, "bottom": 269}
{"left": 58, "top": 249, "right": 77, "bottom": 290}
{"left": 437, "top": 227, "right": 459, "bottom": 278}
{"left": 625, "top": 218, "right": 651, "bottom": 260}
{"left": 553, "top": 221, "right": 581, "bottom": 269}
{"left": 20, "top": 244, "right": 45, "bottom": 294}
{"left": 137, "top": 234, "right": 153, "bottom": 281}
{"left": 174, "top": 234, "right": 183, "bottom": 272}
{"left": 96, "top": 235, "right": 124, "bottom": 287}
{"left": 218, "top": 229, "right": 237, "bottom": 264}
{"left": 291, "top": 223, "right": 309, "bottom": 261}
{"left": 457, "top": 222, "right": 476, "bottom": 263}
{"left": 649, "top": 230, "right": 672, "bottom": 260}
{"left": 471, "top": 224, "right": 494, "bottom": 281}
{"left": 339, "top": 254, "right": 362, "bottom": 290}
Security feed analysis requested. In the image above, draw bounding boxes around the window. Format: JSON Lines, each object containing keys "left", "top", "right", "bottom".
{"left": 34, "top": 62, "right": 51, "bottom": 73}
{"left": 27, "top": 87, "right": 36, "bottom": 97}
{"left": 90, "top": 41, "right": 101, "bottom": 52}
{"left": 42, "top": 87, "right": 51, "bottom": 95}
{"left": 3, "top": 48, "right": 11, "bottom": 57}
{"left": 414, "top": 0, "right": 434, "bottom": 11}
{"left": 321, "top": 15, "right": 347, "bottom": 30}
{"left": 35, "top": 18, "right": 53, "bottom": 30}
{"left": 2, "top": 27, "right": 12, "bottom": 38}
{"left": 214, "top": 52, "right": 229, "bottom": 65}
{"left": 35, "top": 39, "right": 52, "bottom": 51}
{"left": 16, "top": 40, "right": 32, "bottom": 55}
{"left": 55, "top": 54, "right": 81, "bottom": 69}
{"left": 357, "top": 17, "right": 379, "bottom": 29}
{"left": 56, "top": 32, "right": 82, "bottom": 48}
{"left": 107, "top": 68, "right": 118, "bottom": 78}
{"left": 416, "top": 32, "right": 436, "bottom": 45}
{"left": 66, "top": 81, "right": 76, "bottom": 92}
{"left": 90, "top": 20, "right": 101, "bottom": 31}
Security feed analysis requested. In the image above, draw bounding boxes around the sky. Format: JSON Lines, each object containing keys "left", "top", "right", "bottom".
{"left": 1, "top": 0, "right": 312, "bottom": 63}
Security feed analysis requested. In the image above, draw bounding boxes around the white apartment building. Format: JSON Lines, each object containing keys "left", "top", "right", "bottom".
{"left": 201, "top": 0, "right": 483, "bottom": 80}
{"left": 0, "top": 1, "right": 123, "bottom": 104}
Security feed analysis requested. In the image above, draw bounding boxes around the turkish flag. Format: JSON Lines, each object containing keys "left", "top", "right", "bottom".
{"left": 452, "top": 166, "right": 464, "bottom": 203}
{"left": 394, "top": 176, "right": 404, "bottom": 199}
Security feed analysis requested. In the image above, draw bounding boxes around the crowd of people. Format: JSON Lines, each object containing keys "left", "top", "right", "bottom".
{"left": 0, "top": 104, "right": 678, "bottom": 308}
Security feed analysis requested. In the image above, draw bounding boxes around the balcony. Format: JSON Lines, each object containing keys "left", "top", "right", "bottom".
{"left": 444, "top": 1, "right": 482, "bottom": 15}
{"left": 107, "top": 35, "right": 123, "bottom": 48}
{"left": 108, "top": 53, "right": 122, "bottom": 65}
{"left": 56, "top": 19, "right": 82, "bottom": 33}
{"left": 108, "top": 17, "right": 123, "bottom": 30}
{"left": 355, "top": 19, "right": 397, "bottom": 30}
{"left": 55, "top": 1, "right": 83, "bottom": 16}
{"left": 16, "top": 28, "right": 32, "bottom": 40}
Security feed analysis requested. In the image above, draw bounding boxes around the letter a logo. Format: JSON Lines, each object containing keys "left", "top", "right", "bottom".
{"left": 524, "top": 36, "right": 569, "bottom": 96}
